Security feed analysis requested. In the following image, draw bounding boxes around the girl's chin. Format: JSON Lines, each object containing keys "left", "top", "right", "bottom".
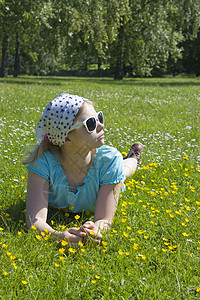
{"left": 96, "top": 138, "right": 104, "bottom": 147}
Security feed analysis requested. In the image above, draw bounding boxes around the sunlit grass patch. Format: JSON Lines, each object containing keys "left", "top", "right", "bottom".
{"left": 0, "top": 76, "right": 199, "bottom": 298}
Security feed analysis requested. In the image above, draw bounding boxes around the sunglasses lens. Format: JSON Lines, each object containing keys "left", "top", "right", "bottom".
{"left": 98, "top": 112, "right": 104, "bottom": 124}
{"left": 86, "top": 117, "right": 96, "bottom": 132}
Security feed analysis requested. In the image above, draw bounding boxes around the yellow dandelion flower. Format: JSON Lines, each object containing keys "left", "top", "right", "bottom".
{"left": 186, "top": 207, "right": 191, "bottom": 211}
{"left": 184, "top": 197, "right": 190, "bottom": 202}
{"left": 90, "top": 231, "right": 95, "bottom": 235}
{"left": 31, "top": 225, "right": 36, "bottom": 230}
{"left": 123, "top": 232, "right": 129, "bottom": 238}
{"left": 75, "top": 215, "right": 80, "bottom": 220}
{"left": 91, "top": 280, "right": 96, "bottom": 284}
{"left": 133, "top": 243, "right": 138, "bottom": 250}
{"left": 112, "top": 229, "right": 117, "bottom": 233}
{"left": 41, "top": 232, "right": 45, "bottom": 236}
{"left": 163, "top": 238, "right": 168, "bottom": 241}
{"left": 102, "top": 241, "right": 108, "bottom": 246}
{"left": 141, "top": 255, "right": 147, "bottom": 260}
{"left": 144, "top": 235, "right": 149, "bottom": 239}
{"left": 3, "top": 272, "right": 8, "bottom": 276}
{"left": 175, "top": 211, "right": 181, "bottom": 215}
{"left": 69, "top": 248, "right": 76, "bottom": 253}
{"left": 13, "top": 263, "right": 17, "bottom": 270}
{"left": 162, "top": 249, "right": 168, "bottom": 252}
{"left": 55, "top": 263, "right": 60, "bottom": 267}
{"left": 118, "top": 250, "right": 124, "bottom": 255}
{"left": 182, "top": 232, "right": 190, "bottom": 237}
{"left": 196, "top": 201, "right": 200, "bottom": 205}
{"left": 127, "top": 226, "right": 131, "bottom": 231}
{"left": 130, "top": 238, "right": 136, "bottom": 241}
{"left": 168, "top": 246, "right": 173, "bottom": 250}
{"left": 21, "top": 176, "right": 25, "bottom": 180}
{"left": 121, "top": 218, "right": 127, "bottom": 223}
{"left": 185, "top": 218, "right": 190, "bottom": 222}
{"left": 78, "top": 241, "right": 83, "bottom": 247}
{"left": 95, "top": 275, "right": 100, "bottom": 279}
{"left": 169, "top": 214, "right": 174, "bottom": 218}
{"left": 125, "top": 252, "right": 130, "bottom": 256}
{"left": 59, "top": 256, "right": 65, "bottom": 260}
{"left": 122, "top": 201, "right": 128, "bottom": 207}
{"left": 0, "top": 227, "right": 4, "bottom": 231}
{"left": 22, "top": 280, "right": 28, "bottom": 285}
{"left": 59, "top": 248, "right": 65, "bottom": 254}
{"left": 91, "top": 265, "right": 95, "bottom": 268}
{"left": 44, "top": 228, "right": 49, "bottom": 233}
{"left": 138, "top": 230, "right": 144, "bottom": 234}
{"left": 181, "top": 223, "right": 187, "bottom": 227}
{"left": 6, "top": 252, "right": 12, "bottom": 256}
{"left": 81, "top": 248, "right": 86, "bottom": 252}
{"left": 18, "top": 231, "right": 22, "bottom": 236}
{"left": 196, "top": 287, "right": 200, "bottom": 293}
{"left": 121, "top": 151, "right": 127, "bottom": 156}
{"left": 61, "top": 240, "right": 68, "bottom": 246}
{"left": 10, "top": 255, "right": 16, "bottom": 260}
{"left": 35, "top": 235, "right": 42, "bottom": 240}
{"left": 3, "top": 244, "right": 8, "bottom": 248}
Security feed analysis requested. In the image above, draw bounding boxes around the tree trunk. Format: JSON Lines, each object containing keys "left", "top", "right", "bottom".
{"left": 114, "top": 19, "right": 124, "bottom": 80}
{"left": 0, "top": 33, "right": 9, "bottom": 78}
{"left": 98, "top": 56, "right": 102, "bottom": 77}
{"left": 14, "top": 32, "right": 20, "bottom": 77}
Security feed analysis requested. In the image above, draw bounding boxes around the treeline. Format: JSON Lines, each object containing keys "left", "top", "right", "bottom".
{"left": 1, "top": 0, "right": 200, "bottom": 79}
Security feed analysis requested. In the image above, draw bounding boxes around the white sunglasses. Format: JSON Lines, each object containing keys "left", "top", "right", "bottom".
{"left": 68, "top": 111, "right": 104, "bottom": 133}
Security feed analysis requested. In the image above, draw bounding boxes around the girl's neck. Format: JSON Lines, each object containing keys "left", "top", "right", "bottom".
{"left": 60, "top": 145, "right": 93, "bottom": 176}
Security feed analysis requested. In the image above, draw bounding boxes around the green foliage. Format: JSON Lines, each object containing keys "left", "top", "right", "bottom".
{"left": 1, "top": 0, "right": 200, "bottom": 77}
{"left": 0, "top": 76, "right": 200, "bottom": 298}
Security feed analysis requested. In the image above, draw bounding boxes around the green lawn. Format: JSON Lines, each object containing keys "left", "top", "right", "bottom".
{"left": 0, "top": 76, "right": 200, "bottom": 299}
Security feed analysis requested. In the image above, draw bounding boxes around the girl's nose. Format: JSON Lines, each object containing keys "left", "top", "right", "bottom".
{"left": 97, "top": 120, "right": 104, "bottom": 132}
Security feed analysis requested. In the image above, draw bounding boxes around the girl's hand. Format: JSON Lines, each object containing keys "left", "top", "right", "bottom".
{"left": 80, "top": 221, "right": 102, "bottom": 245}
{"left": 61, "top": 227, "right": 86, "bottom": 246}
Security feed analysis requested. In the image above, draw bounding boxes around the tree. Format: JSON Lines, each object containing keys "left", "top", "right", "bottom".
{"left": 111, "top": 0, "right": 200, "bottom": 79}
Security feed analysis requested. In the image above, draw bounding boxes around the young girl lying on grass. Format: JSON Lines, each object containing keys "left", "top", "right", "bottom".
{"left": 23, "top": 93, "right": 144, "bottom": 246}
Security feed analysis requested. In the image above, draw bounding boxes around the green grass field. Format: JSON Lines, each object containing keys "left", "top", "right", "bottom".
{"left": 0, "top": 76, "right": 200, "bottom": 299}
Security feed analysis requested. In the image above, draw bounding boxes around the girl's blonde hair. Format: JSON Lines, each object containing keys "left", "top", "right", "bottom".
{"left": 23, "top": 99, "right": 93, "bottom": 165}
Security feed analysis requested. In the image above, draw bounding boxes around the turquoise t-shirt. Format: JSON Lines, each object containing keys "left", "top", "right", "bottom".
{"left": 26, "top": 145, "right": 124, "bottom": 213}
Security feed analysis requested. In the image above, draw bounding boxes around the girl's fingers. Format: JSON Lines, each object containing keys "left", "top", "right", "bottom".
{"left": 82, "top": 228, "right": 102, "bottom": 240}
{"left": 82, "top": 221, "right": 95, "bottom": 229}
{"left": 68, "top": 227, "right": 86, "bottom": 237}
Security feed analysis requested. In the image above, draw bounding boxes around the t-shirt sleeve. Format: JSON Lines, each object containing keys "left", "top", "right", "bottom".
{"left": 26, "top": 152, "right": 50, "bottom": 181}
{"left": 100, "top": 148, "right": 124, "bottom": 185}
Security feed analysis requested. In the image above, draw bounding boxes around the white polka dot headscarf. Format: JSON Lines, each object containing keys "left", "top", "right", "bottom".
{"left": 35, "top": 93, "right": 87, "bottom": 146}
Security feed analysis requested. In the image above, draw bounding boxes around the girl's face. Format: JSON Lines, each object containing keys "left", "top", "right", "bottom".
{"left": 66, "top": 103, "right": 104, "bottom": 150}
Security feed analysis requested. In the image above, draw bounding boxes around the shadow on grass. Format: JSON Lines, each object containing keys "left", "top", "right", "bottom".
{"left": 0, "top": 200, "right": 92, "bottom": 233}
{"left": 1, "top": 76, "right": 200, "bottom": 87}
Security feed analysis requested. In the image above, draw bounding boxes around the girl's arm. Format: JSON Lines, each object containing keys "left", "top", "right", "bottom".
{"left": 94, "top": 182, "right": 121, "bottom": 229}
{"left": 81, "top": 182, "right": 121, "bottom": 243}
{"left": 26, "top": 171, "right": 86, "bottom": 244}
